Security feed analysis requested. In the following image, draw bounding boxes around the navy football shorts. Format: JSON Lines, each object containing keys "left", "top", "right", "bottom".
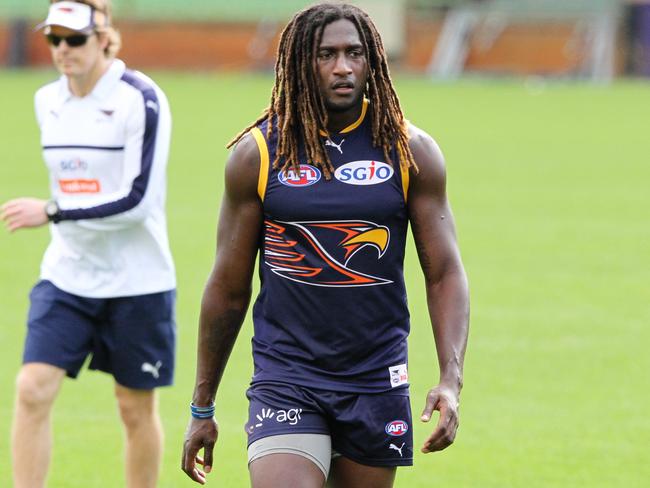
{"left": 23, "top": 280, "right": 176, "bottom": 389}
{"left": 246, "top": 381, "right": 413, "bottom": 467}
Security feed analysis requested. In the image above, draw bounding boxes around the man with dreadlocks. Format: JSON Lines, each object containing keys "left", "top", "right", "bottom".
{"left": 182, "top": 3, "right": 469, "bottom": 487}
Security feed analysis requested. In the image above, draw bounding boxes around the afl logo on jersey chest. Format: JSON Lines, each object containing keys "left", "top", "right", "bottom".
{"left": 278, "top": 164, "right": 322, "bottom": 187}
{"left": 335, "top": 160, "right": 394, "bottom": 185}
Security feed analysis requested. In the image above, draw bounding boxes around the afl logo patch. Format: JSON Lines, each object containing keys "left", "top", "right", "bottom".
{"left": 278, "top": 164, "right": 321, "bottom": 187}
{"left": 385, "top": 420, "right": 408, "bottom": 437}
{"left": 335, "top": 160, "right": 394, "bottom": 186}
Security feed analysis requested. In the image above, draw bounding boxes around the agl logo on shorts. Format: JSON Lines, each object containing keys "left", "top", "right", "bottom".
{"left": 246, "top": 407, "right": 304, "bottom": 434}
{"left": 334, "top": 160, "right": 394, "bottom": 186}
{"left": 385, "top": 420, "right": 409, "bottom": 437}
{"left": 278, "top": 164, "right": 321, "bottom": 187}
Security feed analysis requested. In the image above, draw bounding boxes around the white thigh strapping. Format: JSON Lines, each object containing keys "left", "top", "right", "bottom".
{"left": 248, "top": 433, "right": 332, "bottom": 479}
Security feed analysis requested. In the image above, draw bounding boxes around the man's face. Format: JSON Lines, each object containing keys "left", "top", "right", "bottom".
{"left": 47, "top": 25, "right": 106, "bottom": 78}
{"left": 315, "top": 18, "right": 368, "bottom": 113}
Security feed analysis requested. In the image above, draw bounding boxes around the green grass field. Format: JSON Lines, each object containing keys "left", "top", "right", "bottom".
{"left": 0, "top": 70, "right": 648, "bottom": 487}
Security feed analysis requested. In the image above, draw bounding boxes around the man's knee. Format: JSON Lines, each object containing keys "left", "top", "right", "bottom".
{"left": 15, "top": 363, "right": 64, "bottom": 411}
{"left": 115, "top": 386, "right": 157, "bottom": 431}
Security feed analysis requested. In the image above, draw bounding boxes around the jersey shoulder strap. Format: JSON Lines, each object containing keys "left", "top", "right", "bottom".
{"left": 249, "top": 126, "right": 270, "bottom": 201}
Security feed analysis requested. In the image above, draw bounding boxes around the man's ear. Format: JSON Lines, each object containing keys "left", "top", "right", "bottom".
{"left": 97, "top": 31, "right": 110, "bottom": 53}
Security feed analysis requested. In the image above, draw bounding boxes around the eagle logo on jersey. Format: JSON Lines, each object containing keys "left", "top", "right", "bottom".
{"left": 264, "top": 219, "right": 392, "bottom": 287}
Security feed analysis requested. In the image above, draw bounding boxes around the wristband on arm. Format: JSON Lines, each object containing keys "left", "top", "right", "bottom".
{"left": 190, "top": 402, "right": 215, "bottom": 419}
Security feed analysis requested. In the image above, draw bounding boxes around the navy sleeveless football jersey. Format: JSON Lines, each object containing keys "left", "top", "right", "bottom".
{"left": 249, "top": 100, "right": 411, "bottom": 393}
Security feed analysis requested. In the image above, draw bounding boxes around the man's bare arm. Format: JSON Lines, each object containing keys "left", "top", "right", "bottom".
{"left": 182, "top": 133, "right": 263, "bottom": 484}
{"left": 407, "top": 125, "right": 470, "bottom": 453}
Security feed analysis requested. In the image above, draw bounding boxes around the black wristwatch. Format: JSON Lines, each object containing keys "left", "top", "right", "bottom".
{"left": 45, "top": 199, "right": 62, "bottom": 223}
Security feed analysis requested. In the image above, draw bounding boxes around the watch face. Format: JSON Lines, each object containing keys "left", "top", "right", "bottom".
{"left": 46, "top": 200, "right": 59, "bottom": 218}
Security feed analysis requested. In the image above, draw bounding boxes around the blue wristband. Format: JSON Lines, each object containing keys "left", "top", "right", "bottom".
{"left": 190, "top": 402, "right": 215, "bottom": 419}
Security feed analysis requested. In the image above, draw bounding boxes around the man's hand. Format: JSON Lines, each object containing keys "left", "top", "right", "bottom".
{"left": 182, "top": 417, "right": 219, "bottom": 484}
{"left": 1, "top": 198, "right": 48, "bottom": 232}
{"left": 420, "top": 384, "right": 460, "bottom": 453}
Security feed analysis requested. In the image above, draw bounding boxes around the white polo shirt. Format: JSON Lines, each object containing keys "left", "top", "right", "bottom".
{"left": 35, "top": 59, "right": 175, "bottom": 298}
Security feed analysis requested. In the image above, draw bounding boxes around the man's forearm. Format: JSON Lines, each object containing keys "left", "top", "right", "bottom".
{"left": 192, "top": 282, "right": 251, "bottom": 406}
{"left": 427, "top": 268, "right": 469, "bottom": 394}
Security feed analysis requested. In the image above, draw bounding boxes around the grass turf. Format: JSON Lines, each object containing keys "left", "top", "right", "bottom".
{"left": 0, "top": 70, "right": 648, "bottom": 487}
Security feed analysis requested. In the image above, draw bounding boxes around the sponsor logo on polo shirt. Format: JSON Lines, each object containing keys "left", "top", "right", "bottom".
{"left": 59, "top": 178, "right": 101, "bottom": 193}
{"left": 96, "top": 109, "right": 115, "bottom": 122}
{"left": 385, "top": 420, "right": 409, "bottom": 437}
{"left": 334, "top": 160, "right": 393, "bottom": 186}
{"left": 60, "top": 158, "right": 88, "bottom": 172}
{"left": 278, "top": 164, "right": 321, "bottom": 187}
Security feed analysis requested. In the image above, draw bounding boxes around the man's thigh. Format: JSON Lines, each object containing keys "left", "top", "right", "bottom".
{"left": 245, "top": 384, "right": 413, "bottom": 486}
{"left": 324, "top": 390, "right": 410, "bottom": 487}
{"left": 250, "top": 450, "right": 326, "bottom": 488}
{"left": 246, "top": 383, "right": 332, "bottom": 482}
{"left": 327, "top": 391, "right": 413, "bottom": 468}
{"left": 94, "top": 290, "right": 176, "bottom": 389}
{"left": 23, "top": 280, "right": 100, "bottom": 378}
{"left": 248, "top": 450, "right": 397, "bottom": 488}
{"left": 246, "top": 383, "right": 329, "bottom": 442}
{"left": 328, "top": 456, "right": 396, "bottom": 488}
{"left": 249, "top": 433, "right": 331, "bottom": 479}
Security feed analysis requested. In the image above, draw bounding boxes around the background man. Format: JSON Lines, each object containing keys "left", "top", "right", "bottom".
{"left": 1, "top": 2, "right": 175, "bottom": 487}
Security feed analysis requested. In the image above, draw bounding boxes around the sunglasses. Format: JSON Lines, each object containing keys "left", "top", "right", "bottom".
{"left": 45, "top": 33, "right": 92, "bottom": 48}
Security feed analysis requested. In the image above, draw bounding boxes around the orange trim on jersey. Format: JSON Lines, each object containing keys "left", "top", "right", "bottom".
{"left": 340, "top": 98, "right": 368, "bottom": 133}
{"left": 400, "top": 164, "right": 409, "bottom": 203}
{"left": 319, "top": 98, "right": 369, "bottom": 137}
{"left": 401, "top": 119, "right": 412, "bottom": 202}
{"left": 251, "top": 127, "right": 269, "bottom": 201}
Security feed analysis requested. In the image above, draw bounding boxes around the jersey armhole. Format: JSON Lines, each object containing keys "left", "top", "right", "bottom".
{"left": 250, "top": 127, "right": 269, "bottom": 202}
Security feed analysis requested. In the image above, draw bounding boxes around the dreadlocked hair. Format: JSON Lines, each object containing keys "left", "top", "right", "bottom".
{"left": 227, "top": 3, "right": 417, "bottom": 179}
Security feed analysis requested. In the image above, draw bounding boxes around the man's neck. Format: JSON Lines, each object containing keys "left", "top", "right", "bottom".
{"left": 326, "top": 100, "right": 363, "bottom": 134}
{"left": 68, "top": 58, "right": 111, "bottom": 98}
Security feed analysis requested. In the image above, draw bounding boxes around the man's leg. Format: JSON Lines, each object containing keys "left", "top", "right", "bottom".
{"left": 114, "top": 384, "right": 163, "bottom": 488}
{"left": 12, "top": 363, "right": 66, "bottom": 488}
{"left": 250, "top": 453, "right": 326, "bottom": 488}
{"left": 328, "top": 457, "right": 396, "bottom": 488}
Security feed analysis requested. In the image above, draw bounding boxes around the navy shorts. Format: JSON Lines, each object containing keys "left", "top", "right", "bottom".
{"left": 246, "top": 382, "right": 413, "bottom": 467}
{"left": 23, "top": 280, "right": 176, "bottom": 389}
